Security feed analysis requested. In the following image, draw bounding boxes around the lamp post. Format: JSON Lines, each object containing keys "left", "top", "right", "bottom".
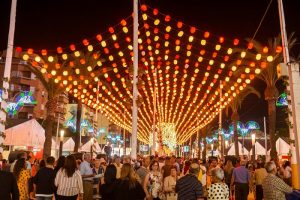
{"left": 59, "top": 130, "right": 64, "bottom": 157}
{"left": 225, "top": 140, "right": 229, "bottom": 156}
{"left": 211, "top": 143, "right": 214, "bottom": 157}
{"left": 251, "top": 133, "right": 256, "bottom": 162}
{"left": 90, "top": 137, "right": 94, "bottom": 159}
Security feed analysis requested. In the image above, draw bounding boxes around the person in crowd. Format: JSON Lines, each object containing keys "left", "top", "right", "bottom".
{"left": 182, "top": 160, "right": 191, "bottom": 175}
{"left": 170, "top": 155, "right": 180, "bottom": 174}
{"left": 0, "top": 169, "right": 19, "bottom": 200}
{"left": 158, "top": 157, "right": 165, "bottom": 171}
{"left": 54, "top": 156, "right": 65, "bottom": 175}
{"left": 13, "top": 158, "right": 31, "bottom": 200}
{"left": 231, "top": 160, "right": 250, "bottom": 200}
{"left": 33, "top": 156, "right": 56, "bottom": 200}
{"left": 80, "top": 153, "right": 94, "bottom": 200}
{"left": 247, "top": 163, "right": 255, "bottom": 198}
{"left": 164, "top": 166, "right": 178, "bottom": 200}
{"left": 223, "top": 159, "right": 234, "bottom": 190}
{"left": 175, "top": 162, "right": 203, "bottom": 200}
{"left": 113, "top": 156, "right": 122, "bottom": 179}
{"left": 144, "top": 160, "right": 163, "bottom": 200}
{"left": 115, "top": 163, "right": 146, "bottom": 200}
{"left": 93, "top": 158, "right": 103, "bottom": 198}
{"left": 199, "top": 159, "right": 207, "bottom": 196}
{"left": 99, "top": 164, "right": 118, "bottom": 200}
{"left": 176, "top": 157, "right": 183, "bottom": 172}
{"left": 207, "top": 157, "right": 218, "bottom": 188}
{"left": 161, "top": 156, "right": 172, "bottom": 179}
{"left": 282, "top": 160, "right": 292, "bottom": 186}
{"left": 207, "top": 167, "right": 229, "bottom": 200}
{"left": 123, "top": 155, "right": 131, "bottom": 164}
{"left": 1, "top": 159, "right": 10, "bottom": 171}
{"left": 136, "top": 156, "right": 150, "bottom": 185}
{"left": 254, "top": 162, "right": 267, "bottom": 200}
{"left": 10, "top": 151, "right": 31, "bottom": 173}
{"left": 262, "top": 161, "right": 293, "bottom": 200}
{"left": 55, "top": 155, "right": 83, "bottom": 200}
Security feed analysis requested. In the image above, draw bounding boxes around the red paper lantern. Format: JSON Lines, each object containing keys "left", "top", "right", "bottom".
{"left": 165, "top": 15, "right": 171, "bottom": 22}
{"left": 120, "top": 19, "right": 127, "bottom": 26}
{"left": 108, "top": 27, "right": 114, "bottom": 33}
{"left": 15, "top": 46, "right": 22, "bottom": 53}
{"left": 96, "top": 34, "right": 103, "bottom": 41}
{"left": 140, "top": 4, "right": 147, "bottom": 11}
{"left": 82, "top": 39, "right": 89, "bottom": 46}
{"left": 27, "top": 48, "right": 34, "bottom": 55}
{"left": 177, "top": 21, "right": 183, "bottom": 28}
{"left": 70, "top": 44, "right": 76, "bottom": 51}
{"left": 204, "top": 31, "right": 210, "bottom": 38}
{"left": 233, "top": 38, "right": 239, "bottom": 45}
{"left": 219, "top": 37, "right": 224, "bottom": 43}
{"left": 57, "top": 47, "right": 63, "bottom": 54}
{"left": 153, "top": 9, "right": 159, "bottom": 15}
{"left": 190, "top": 27, "right": 196, "bottom": 34}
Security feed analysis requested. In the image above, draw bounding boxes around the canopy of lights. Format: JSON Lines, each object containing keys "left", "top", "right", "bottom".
{"left": 19, "top": 4, "right": 281, "bottom": 145}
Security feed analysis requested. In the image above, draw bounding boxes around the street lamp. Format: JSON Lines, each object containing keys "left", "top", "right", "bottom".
{"left": 90, "top": 137, "right": 94, "bottom": 159}
{"left": 59, "top": 129, "right": 64, "bottom": 157}
{"left": 211, "top": 143, "right": 214, "bottom": 157}
{"left": 251, "top": 133, "right": 256, "bottom": 162}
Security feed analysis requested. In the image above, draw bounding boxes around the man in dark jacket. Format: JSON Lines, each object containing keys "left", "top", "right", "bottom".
{"left": 0, "top": 170, "right": 19, "bottom": 200}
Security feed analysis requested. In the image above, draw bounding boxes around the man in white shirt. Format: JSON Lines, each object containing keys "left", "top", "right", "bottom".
{"left": 80, "top": 153, "right": 94, "bottom": 200}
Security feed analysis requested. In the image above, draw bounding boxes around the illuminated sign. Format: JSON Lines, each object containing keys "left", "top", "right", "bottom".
{"left": 16, "top": 91, "right": 37, "bottom": 105}
{"left": 276, "top": 92, "right": 288, "bottom": 107}
{"left": 6, "top": 102, "right": 22, "bottom": 116}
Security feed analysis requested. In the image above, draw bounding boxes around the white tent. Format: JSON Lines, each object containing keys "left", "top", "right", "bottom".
{"left": 227, "top": 142, "right": 249, "bottom": 155}
{"left": 63, "top": 137, "right": 75, "bottom": 152}
{"left": 267, "top": 138, "right": 290, "bottom": 155}
{"left": 250, "top": 142, "right": 266, "bottom": 155}
{"left": 4, "top": 119, "right": 45, "bottom": 148}
{"left": 80, "top": 140, "right": 101, "bottom": 153}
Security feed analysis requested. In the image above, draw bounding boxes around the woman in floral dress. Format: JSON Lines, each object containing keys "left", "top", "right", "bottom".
{"left": 13, "top": 158, "right": 31, "bottom": 200}
{"left": 144, "top": 161, "right": 163, "bottom": 200}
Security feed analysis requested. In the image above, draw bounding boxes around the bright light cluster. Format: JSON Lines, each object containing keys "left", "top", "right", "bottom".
{"left": 19, "top": 5, "right": 280, "bottom": 144}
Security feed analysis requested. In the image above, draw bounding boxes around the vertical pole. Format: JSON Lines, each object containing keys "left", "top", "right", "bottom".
{"left": 264, "top": 117, "right": 268, "bottom": 159}
{"left": 131, "top": 0, "right": 139, "bottom": 160}
{"left": 152, "top": 68, "right": 157, "bottom": 155}
{"left": 123, "top": 109, "right": 126, "bottom": 155}
{"left": 56, "top": 113, "right": 60, "bottom": 158}
{"left": 219, "top": 81, "right": 223, "bottom": 159}
{"left": 0, "top": 0, "right": 17, "bottom": 153}
{"left": 278, "top": 0, "right": 300, "bottom": 189}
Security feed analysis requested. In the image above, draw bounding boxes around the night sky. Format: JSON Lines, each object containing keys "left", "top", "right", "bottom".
{"left": 1, "top": 0, "right": 299, "bottom": 131}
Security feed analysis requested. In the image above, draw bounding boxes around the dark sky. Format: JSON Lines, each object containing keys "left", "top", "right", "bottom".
{"left": 1, "top": 0, "right": 299, "bottom": 129}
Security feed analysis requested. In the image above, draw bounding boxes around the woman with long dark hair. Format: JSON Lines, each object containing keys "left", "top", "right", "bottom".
{"left": 13, "top": 158, "right": 30, "bottom": 200}
{"left": 115, "top": 163, "right": 145, "bottom": 200}
{"left": 99, "top": 164, "right": 118, "bottom": 200}
{"left": 55, "top": 155, "right": 83, "bottom": 200}
{"left": 54, "top": 156, "right": 65, "bottom": 175}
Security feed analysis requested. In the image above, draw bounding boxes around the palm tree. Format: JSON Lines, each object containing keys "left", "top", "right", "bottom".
{"left": 226, "top": 86, "right": 261, "bottom": 157}
{"left": 22, "top": 49, "right": 105, "bottom": 158}
{"left": 244, "top": 35, "right": 296, "bottom": 158}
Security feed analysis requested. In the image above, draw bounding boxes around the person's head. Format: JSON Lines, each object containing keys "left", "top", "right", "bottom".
{"left": 94, "top": 159, "right": 101, "bottom": 168}
{"left": 210, "top": 157, "right": 218, "bottom": 167}
{"left": 150, "top": 160, "right": 159, "bottom": 171}
{"left": 39, "top": 159, "right": 46, "bottom": 168}
{"left": 123, "top": 155, "right": 131, "bottom": 164}
{"left": 265, "top": 161, "right": 277, "bottom": 174}
{"left": 104, "top": 164, "right": 117, "bottom": 184}
{"left": 144, "top": 156, "right": 151, "bottom": 168}
{"left": 64, "top": 155, "right": 77, "bottom": 177}
{"left": 13, "top": 158, "right": 26, "bottom": 179}
{"left": 189, "top": 163, "right": 200, "bottom": 176}
{"left": 121, "top": 163, "right": 138, "bottom": 188}
{"left": 240, "top": 160, "right": 247, "bottom": 166}
{"left": 114, "top": 156, "right": 121, "bottom": 165}
{"left": 192, "top": 158, "right": 199, "bottom": 164}
{"left": 46, "top": 156, "right": 55, "bottom": 166}
{"left": 84, "top": 153, "right": 91, "bottom": 162}
{"left": 165, "top": 156, "right": 171, "bottom": 165}
{"left": 170, "top": 155, "right": 176, "bottom": 164}
{"left": 17, "top": 151, "right": 27, "bottom": 160}
{"left": 0, "top": 152, "right": 3, "bottom": 160}
{"left": 211, "top": 167, "right": 224, "bottom": 183}
{"left": 283, "top": 161, "right": 291, "bottom": 168}
{"left": 55, "top": 156, "right": 65, "bottom": 170}
{"left": 185, "top": 160, "right": 191, "bottom": 167}
{"left": 170, "top": 166, "right": 177, "bottom": 177}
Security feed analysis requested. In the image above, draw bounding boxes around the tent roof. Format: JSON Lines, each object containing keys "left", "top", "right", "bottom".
{"left": 4, "top": 119, "right": 45, "bottom": 148}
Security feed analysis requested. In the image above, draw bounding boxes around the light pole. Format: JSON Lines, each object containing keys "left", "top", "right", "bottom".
{"left": 251, "top": 133, "right": 256, "bottom": 162}
{"left": 59, "top": 129, "right": 64, "bottom": 157}
{"left": 90, "top": 137, "right": 94, "bottom": 159}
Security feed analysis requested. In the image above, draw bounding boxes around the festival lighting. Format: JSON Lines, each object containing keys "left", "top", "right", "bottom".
{"left": 19, "top": 5, "right": 278, "bottom": 145}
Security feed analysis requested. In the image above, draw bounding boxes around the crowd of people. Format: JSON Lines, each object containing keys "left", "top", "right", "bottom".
{"left": 0, "top": 151, "right": 298, "bottom": 200}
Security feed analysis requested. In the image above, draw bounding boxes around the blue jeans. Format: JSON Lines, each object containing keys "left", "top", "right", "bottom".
{"left": 36, "top": 196, "right": 53, "bottom": 200}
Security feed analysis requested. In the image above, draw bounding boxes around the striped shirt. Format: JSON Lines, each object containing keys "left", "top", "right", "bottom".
{"left": 55, "top": 169, "right": 83, "bottom": 196}
{"left": 175, "top": 174, "right": 203, "bottom": 200}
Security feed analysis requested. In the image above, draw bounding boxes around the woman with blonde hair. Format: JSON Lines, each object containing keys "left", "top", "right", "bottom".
{"left": 115, "top": 163, "right": 145, "bottom": 200}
